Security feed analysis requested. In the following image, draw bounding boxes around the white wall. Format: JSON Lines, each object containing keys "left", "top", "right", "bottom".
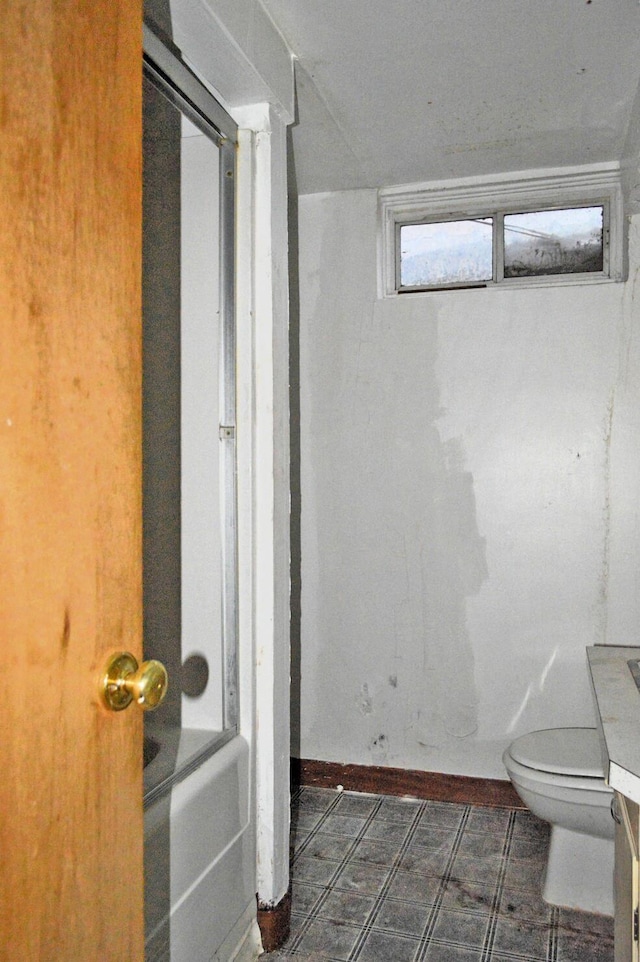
{"left": 297, "top": 188, "right": 640, "bottom": 779}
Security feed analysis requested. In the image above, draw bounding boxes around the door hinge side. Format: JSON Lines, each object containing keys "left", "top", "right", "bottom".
{"left": 634, "top": 906, "right": 639, "bottom": 942}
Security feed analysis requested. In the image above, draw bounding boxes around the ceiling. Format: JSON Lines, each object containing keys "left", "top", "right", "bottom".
{"left": 259, "top": 0, "right": 640, "bottom": 195}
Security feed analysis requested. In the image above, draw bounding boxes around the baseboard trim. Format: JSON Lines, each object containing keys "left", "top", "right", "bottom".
{"left": 256, "top": 888, "right": 291, "bottom": 954}
{"left": 292, "top": 758, "right": 524, "bottom": 809}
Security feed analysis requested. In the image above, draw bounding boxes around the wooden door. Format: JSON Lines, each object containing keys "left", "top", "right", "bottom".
{"left": 0, "top": 2, "right": 144, "bottom": 960}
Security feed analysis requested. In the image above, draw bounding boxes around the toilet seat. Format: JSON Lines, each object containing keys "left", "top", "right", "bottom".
{"left": 508, "top": 727, "right": 604, "bottom": 778}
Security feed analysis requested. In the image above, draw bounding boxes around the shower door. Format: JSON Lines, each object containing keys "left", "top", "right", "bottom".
{"left": 141, "top": 26, "right": 252, "bottom": 961}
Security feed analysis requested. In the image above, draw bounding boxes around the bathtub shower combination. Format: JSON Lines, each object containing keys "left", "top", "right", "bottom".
{"left": 141, "top": 24, "right": 256, "bottom": 962}
{"left": 144, "top": 735, "right": 254, "bottom": 962}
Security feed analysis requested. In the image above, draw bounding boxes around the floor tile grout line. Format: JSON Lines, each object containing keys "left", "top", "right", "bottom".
{"left": 475, "top": 951, "right": 550, "bottom": 962}
{"left": 547, "top": 904, "right": 560, "bottom": 962}
{"left": 292, "top": 891, "right": 503, "bottom": 921}
{"left": 479, "top": 808, "right": 517, "bottom": 962}
{"left": 284, "top": 926, "right": 550, "bottom": 955}
{"left": 282, "top": 935, "right": 357, "bottom": 962}
{"left": 345, "top": 799, "right": 432, "bottom": 962}
{"left": 284, "top": 943, "right": 553, "bottom": 962}
{"left": 411, "top": 805, "right": 474, "bottom": 962}
{"left": 287, "top": 792, "right": 386, "bottom": 953}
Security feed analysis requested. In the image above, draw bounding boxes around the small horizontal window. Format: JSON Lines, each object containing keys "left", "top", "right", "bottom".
{"left": 379, "top": 166, "right": 624, "bottom": 296}
{"left": 397, "top": 205, "right": 606, "bottom": 292}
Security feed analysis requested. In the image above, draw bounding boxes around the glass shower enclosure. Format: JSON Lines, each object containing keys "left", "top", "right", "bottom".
{"left": 141, "top": 25, "right": 249, "bottom": 961}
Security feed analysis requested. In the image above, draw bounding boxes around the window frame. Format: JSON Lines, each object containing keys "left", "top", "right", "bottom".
{"left": 379, "top": 165, "right": 625, "bottom": 297}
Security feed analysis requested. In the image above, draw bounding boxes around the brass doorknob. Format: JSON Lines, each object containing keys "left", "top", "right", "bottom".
{"left": 101, "top": 651, "right": 168, "bottom": 712}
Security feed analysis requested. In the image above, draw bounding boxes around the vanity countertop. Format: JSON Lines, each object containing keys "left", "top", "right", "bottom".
{"left": 587, "top": 645, "right": 640, "bottom": 804}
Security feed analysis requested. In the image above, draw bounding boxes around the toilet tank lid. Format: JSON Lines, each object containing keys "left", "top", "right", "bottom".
{"left": 508, "top": 728, "right": 605, "bottom": 778}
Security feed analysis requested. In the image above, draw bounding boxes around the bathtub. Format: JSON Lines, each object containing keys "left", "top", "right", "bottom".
{"left": 144, "top": 734, "right": 260, "bottom": 962}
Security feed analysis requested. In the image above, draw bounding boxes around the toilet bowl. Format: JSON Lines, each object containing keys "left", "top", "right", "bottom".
{"left": 503, "top": 727, "right": 614, "bottom": 915}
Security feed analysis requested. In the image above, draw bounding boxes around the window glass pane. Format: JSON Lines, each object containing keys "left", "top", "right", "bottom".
{"left": 504, "top": 206, "right": 603, "bottom": 278}
{"left": 400, "top": 218, "right": 493, "bottom": 288}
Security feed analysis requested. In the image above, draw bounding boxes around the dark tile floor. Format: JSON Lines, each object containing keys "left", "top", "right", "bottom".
{"left": 266, "top": 786, "right": 614, "bottom": 961}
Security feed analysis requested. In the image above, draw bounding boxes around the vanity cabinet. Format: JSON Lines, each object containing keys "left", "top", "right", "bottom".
{"left": 614, "top": 791, "right": 640, "bottom": 962}
{"left": 586, "top": 646, "right": 640, "bottom": 962}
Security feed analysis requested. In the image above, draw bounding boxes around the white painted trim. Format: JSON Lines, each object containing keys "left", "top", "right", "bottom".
{"left": 235, "top": 103, "right": 291, "bottom": 909}
{"left": 378, "top": 162, "right": 626, "bottom": 297}
{"left": 168, "top": 0, "right": 295, "bottom": 124}
{"left": 236, "top": 126, "right": 256, "bottom": 748}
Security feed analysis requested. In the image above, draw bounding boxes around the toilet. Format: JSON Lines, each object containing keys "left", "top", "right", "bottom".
{"left": 503, "top": 727, "right": 614, "bottom": 915}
